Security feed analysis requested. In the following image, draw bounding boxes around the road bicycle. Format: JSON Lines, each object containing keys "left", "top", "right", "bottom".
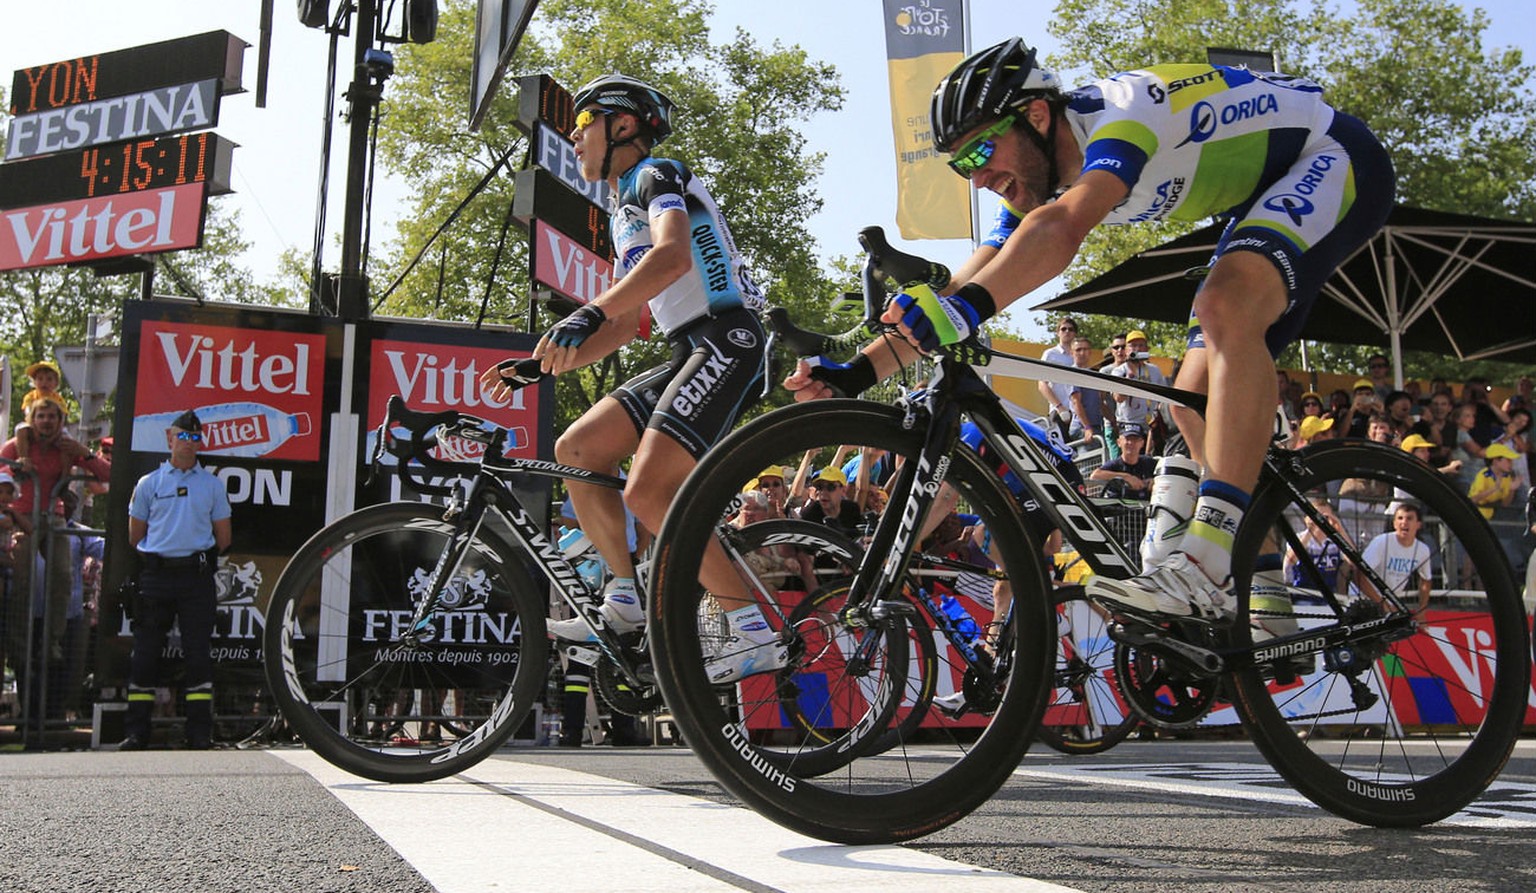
{"left": 647, "top": 227, "right": 1530, "bottom": 843}
{"left": 261, "top": 398, "right": 893, "bottom": 781}
{"left": 262, "top": 398, "right": 584, "bottom": 781}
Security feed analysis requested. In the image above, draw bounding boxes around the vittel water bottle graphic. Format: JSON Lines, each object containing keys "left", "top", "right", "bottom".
{"left": 430, "top": 425, "right": 530, "bottom": 462}
{"left": 133, "top": 403, "right": 313, "bottom": 458}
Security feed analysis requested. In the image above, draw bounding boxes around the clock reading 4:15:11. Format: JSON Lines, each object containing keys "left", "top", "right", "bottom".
{"left": 78, "top": 132, "right": 223, "bottom": 198}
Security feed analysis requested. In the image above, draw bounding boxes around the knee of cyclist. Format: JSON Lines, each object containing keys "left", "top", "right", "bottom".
{"left": 554, "top": 432, "right": 605, "bottom": 469}
{"left": 1191, "top": 292, "right": 1266, "bottom": 347}
{"left": 621, "top": 484, "right": 669, "bottom": 533}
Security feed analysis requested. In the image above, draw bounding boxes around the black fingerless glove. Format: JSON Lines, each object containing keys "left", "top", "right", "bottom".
{"left": 494, "top": 357, "right": 545, "bottom": 390}
{"left": 806, "top": 354, "right": 879, "bottom": 398}
{"left": 546, "top": 303, "right": 607, "bottom": 349}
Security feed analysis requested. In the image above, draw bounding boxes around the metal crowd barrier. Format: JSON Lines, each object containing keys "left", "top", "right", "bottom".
{"left": 1075, "top": 490, "right": 1528, "bottom": 599}
{"left": 4, "top": 469, "right": 105, "bottom": 748}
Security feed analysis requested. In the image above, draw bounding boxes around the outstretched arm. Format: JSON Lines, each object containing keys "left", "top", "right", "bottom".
{"left": 535, "top": 207, "right": 689, "bottom": 375}
{"left": 884, "top": 170, "right": 1130, "bottom": 343}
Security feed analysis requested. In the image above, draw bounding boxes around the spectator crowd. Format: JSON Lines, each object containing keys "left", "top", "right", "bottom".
{"left": 1, "top": 360, "right": 111, "bottom": 737}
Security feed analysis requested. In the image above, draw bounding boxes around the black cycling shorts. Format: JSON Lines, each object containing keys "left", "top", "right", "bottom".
{"left": 612, "top": 307, "right": 766, "bottom": 459}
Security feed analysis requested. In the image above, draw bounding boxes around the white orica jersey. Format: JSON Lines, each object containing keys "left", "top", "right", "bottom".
{"left": 610, "top": 156, "right": 764, "bottom": 335}
{"left": 1063, "top": 64, "right": 1336, "bottom": 225}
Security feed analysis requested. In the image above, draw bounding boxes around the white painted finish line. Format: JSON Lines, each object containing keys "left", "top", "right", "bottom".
{"left": 1015, "top": 761, "right": 1536, "bottom": 828}
{"left": 273, "top": 750, "right": 1081, "bottom": 893}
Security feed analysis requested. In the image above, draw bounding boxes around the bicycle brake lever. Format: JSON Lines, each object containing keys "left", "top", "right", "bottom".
{"left": 857, "top": 226, "right": 951, "bottom": 292}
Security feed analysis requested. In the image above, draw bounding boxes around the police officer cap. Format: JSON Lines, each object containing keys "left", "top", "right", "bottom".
{"left": 172, "top": 409, "right": 203, "bottom": 432}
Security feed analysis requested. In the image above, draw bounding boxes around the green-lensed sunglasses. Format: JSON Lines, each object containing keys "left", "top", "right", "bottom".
{"left": 947, "top": 115, "right": 1015, "bottom": 179}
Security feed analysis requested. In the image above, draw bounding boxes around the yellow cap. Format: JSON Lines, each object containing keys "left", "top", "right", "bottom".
{"left": 1400, "top": 433, "right": 1434, "bottom": 452}
{"left": 1353, "top": 378, "right": 1374, "bottom": 391}
{"left": 1486, "top": 442, "right": 1520, "bottom": 460}
{"left": 1126, "top": 330, "right": 1148, "bottom": 344}
{"left": 1298, "top": 416, "right": 1335, "bottom": 439}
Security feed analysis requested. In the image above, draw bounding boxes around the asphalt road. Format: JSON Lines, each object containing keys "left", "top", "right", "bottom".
{"left": 4, "top": 737, "right": 1534, "bottom": 893}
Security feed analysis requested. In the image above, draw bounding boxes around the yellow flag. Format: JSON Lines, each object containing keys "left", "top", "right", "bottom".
{"left": 882, "top": 1, "right": 971, "bottom": 240}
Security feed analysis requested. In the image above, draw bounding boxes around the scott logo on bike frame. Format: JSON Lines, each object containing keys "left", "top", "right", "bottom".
{"left": 882, "top": 453, "right": 951, "bottom": 581}
{"left": 992, "top": 432, "right": 1136, "bottom": 575}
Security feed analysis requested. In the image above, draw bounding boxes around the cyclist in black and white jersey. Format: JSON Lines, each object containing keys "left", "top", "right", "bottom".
{"left": 485, "top": 74, "right": 777, "bottom": 682}
{"left": 788, "top": 37, "right": 1395, "bottom": 626}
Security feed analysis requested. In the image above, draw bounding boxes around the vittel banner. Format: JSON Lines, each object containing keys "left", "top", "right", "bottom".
{"left": 132, "top": 319, "right": 326, "bottom": 461}
{"left": 532, "top": 218, "right": 613, "bottom": 304}
{"left": 103, "top": 303, "right": 553, "bottom": 698}
{"left": 0, "top": 182, "right": 207, "bottom": 271}
{"left": 367, "top": 337, "right": 542, "bottom": 463}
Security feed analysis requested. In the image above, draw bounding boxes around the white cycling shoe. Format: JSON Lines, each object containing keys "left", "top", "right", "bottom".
{"left": 932, "top": 691, "right": 968, "bottom": 718}
{"left": 705, "top": 636, "right": 788, "bottom": 684}
{"left": 1088, "top": 552, "right": 1236, "bottom": 624}
{"left": 547, "top": 597, "right": 646, "bottom": 643}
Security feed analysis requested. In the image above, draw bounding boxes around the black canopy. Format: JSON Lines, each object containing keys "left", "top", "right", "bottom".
{"left": 1034, "top": 205, "right": 1536, "bottom": 373}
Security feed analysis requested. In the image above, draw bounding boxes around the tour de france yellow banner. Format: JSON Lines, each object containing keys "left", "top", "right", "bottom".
{"left": 882, "top": 0, "right": 972, "bottom": 240}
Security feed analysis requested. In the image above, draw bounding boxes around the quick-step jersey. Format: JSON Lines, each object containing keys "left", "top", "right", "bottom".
{"left": 611, "top": 156, "right": 765, "bottom": 336}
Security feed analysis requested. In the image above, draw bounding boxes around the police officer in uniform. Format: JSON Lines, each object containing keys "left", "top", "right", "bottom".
{"left": 122, "top": 411, "right": 232, "bottom": 750}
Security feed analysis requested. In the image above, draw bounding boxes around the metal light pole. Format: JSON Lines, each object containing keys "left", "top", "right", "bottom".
{"left": 309, "top": 0, "right": 389, "bottom": 320}
{"left": 332, "top": 0, "right": 382, "bottom": 319}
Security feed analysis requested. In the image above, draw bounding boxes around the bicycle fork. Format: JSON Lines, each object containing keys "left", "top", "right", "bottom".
{"left": 402, "top": 483, "right": 487, "bottom": 647}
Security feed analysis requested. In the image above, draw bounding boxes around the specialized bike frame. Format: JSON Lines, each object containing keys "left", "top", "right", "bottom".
{"left": 375, "top": 395, "right": 825, "bottom": 697}
{"left": 374, "top": 396, "right": 651, "bottom": 689}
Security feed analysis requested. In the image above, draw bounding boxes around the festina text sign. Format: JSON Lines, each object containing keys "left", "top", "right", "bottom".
{"left": 8, "top": 31, "right": 246, "bottom": 116}
{"left": 0, "top": 182, "right": 207, "bottom": 271}
{"left": 532, "top": 219, "right": 613, "bottom": 304}
{"left": 532, "top": 121, "right": 610, "bottom": 210}
{"left": 6, "top": 79, "right": 222, "bottom": 162}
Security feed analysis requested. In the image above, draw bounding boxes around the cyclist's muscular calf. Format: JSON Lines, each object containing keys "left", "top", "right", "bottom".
{"left": 1188, "top": 251, "right": 1289, "bottom": 494}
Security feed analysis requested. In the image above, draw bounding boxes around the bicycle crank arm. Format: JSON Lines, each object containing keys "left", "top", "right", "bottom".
{"left": 1110, "top": 623, "right": 1225, "bottom": 675}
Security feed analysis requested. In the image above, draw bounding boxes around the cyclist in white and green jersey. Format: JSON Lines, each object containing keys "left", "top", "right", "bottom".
{"left": 786, "top": 37, "right": 1394, "bottom": 624}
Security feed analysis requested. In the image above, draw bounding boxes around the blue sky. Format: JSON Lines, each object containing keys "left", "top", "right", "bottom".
{"left": 2, "top": 1, "right": 1529, "bottom": 339}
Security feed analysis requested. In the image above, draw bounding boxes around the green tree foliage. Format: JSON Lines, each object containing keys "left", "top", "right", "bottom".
{"left": 1036, "top": 0, "right": 1536, "bottom": 381}
{"left": 373, "top": 0, "right": 847, "bottom": 426}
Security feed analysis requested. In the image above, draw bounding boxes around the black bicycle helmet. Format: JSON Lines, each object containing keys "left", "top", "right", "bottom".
{"left": 570, "top": 73, "right": 675, "bottom": 146}
{"left": 930, "top": 38, "right": 1061, "bottom": 153}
